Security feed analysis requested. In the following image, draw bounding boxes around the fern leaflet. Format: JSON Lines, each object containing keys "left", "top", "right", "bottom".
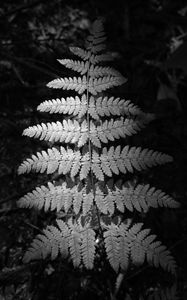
{"left": 37, "top": 95, "right": 142, "bottom": 119}
{"left": 23, "top": 117, "right": 154, "bottom": 148}
{"left": 104, "top": 222, "right": 176, "bottom": 273}
{"left": 18, "top": 146, "right": 173, "bottom": 181}
{"left": 104, "top": 223, "right": 120, "bottom": 272}
{"left": 81, "top": 226, "right": 96, "bottom": 269}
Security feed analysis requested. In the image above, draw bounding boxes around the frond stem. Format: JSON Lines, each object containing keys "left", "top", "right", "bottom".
{"left": 86, "top": 60, "right": 102, "bottom": 234}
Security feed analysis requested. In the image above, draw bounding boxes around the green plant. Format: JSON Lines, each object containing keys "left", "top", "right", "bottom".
{"left": 18, "top": 19, "right": 179, "bottom": 276}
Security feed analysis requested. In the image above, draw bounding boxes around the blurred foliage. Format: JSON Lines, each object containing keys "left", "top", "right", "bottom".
{"left": 0, "top": 0, "right": 187, "bottom": 299}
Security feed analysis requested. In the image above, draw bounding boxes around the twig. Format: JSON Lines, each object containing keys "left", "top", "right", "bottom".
{"left": 23, "top": 220, "right": 42, "bottom": 233}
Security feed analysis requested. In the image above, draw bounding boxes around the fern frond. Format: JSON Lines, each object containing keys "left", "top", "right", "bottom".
{"left": 81, "top": 226, "right": 96, "bottom": 269}
{"left": 58, "top": 59, "right": 89, "bottom": 75}
{"left": 90, "top": 52, "right": 115, "bottom": 64}
{"left": 80, "top": 152, "right": 91, "bottom": 180}
{"left": 21, "top": 117, "right": 148, "bottom": 148}
{"left": 86, "top": 18, "right": 106, "bottom": 53}
{"left": 130, "top": 226, "right": 149, "bottom": 266}
{"left": 17, "top": 182, "right": 74, "bottom": 212}
{"left": 68, "top": 219, "right": 82, "bottom": 267}
{"left": 18, "top": 145, "right": 173, "bottom": 180}
{"left": 86, "top": 17, "right": 107, "bottom": 53}
{"left": 18, "top": 181, "right": 95, "bottom": 215}
{"left": 88, "top": 76, "right": 126, "bottom": 95}
{"left": 23, "top": 120, "right": 89, "bottom": 147}
{"left": 143, "top": 233, "right": 176, "bottom": 274}
{"left": 89, "top": 117, "right": 151, "bottom": 147}
{"left": 23, "top": 233, "right": 49, "bottom": 262}
{"left": 104, "top": 223, "right": 120, "bottom": 272}
{"left": 17, "top": 147, "right": 81, "bottom": 177}
{"left": 37, "top": 96, "right": 141, "bottom": 120}
{"left": 47, "top": 75, "right": 126, "bottom": 95}
{"left": 69, "top": 47, "right": 115, "bottom": 65}
{"left": 95, "top": 186, "right": 115, "bottom": 214}
{"left": 56, "top": 219, "right": 71, "bottom": 257}
{"left": 47, "top": 76, "right": 87, "bottom": 94}
{"left": 124, "top": 223, "right": 144, "bottom": 266}
{"left": 103, "top": 222, "right": 176, "bottom": 273}
{"left": 25, "top": 117, "right": 147, "bottom": 147}
{"left": 23, "top": 222, "right": 70, "bottom": 263}
{"left": 72, "top": 189, "right": 82, "bottom": 214}
{"left": 69, "top": 46, "right": 91, "bottom": 61}
{"left": 57, "top": 60, "right": 120, "bottom": 78}
{"left": 125, "top": 223, "right": 176, "bottom": 273}
{"left": 92, "top": 97, "right": 142, "bottom": 118}
{"left": 92, "top": 146, "right": 173, "bottom": 180}
{"left": 23, "top": 218, "right": 96, "bottom": 269}
{"left": 92, "top": 151, "right": 104, "bottom": 180}
{"left": 95, "top": 186, "right": 109, "bottom": 214}
{"left": 94, "top": 183, "right": 179, "bottom": 215}
{"left": 118, "top": 221, "right": 131, "bottom": 270}
{"left": 89, "top": 65, "right": 121, "bottom": 78}
{"left": 89, "top": 43, "right": 106, "bottom": 54}
{"left": 82, "top": 191, "right": 94, "bottom": 215}
{"left": 18, "top": 17, "right": 179, "bottom": 280}
{"left": 37, "top": 95, "right": 87, "bottom": 118}
{"left": 114, "top": 183, "right": 179, "bottom": 213}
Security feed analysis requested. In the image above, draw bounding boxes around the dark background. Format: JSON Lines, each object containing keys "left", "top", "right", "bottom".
{"left": 0, "top": 0, "right": 187, "bottom": 299}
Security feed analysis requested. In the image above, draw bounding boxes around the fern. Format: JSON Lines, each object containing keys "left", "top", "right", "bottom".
{"left": 18, "top": 18, "right": 179, "bottom": 279}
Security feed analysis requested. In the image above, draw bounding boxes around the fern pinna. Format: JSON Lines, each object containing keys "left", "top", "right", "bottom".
{"left": 18, "top": 19, "right": 179, "bottom": 274}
